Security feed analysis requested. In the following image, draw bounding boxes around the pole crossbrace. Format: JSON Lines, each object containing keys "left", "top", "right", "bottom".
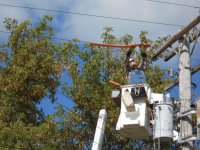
{"left": 164, "top": 64, "right": 200, "bottom": 91}
{"left": 164, "top": 29, "right": 200, "bottom": 61}
{"left": 178, "top": 136, "right": 200, "bottom": 144}
{"left": 178, "top": 108, "right": 196, "bottom": 118}
{"left": 152, "top": 15, "right": 200, "bottom": 59}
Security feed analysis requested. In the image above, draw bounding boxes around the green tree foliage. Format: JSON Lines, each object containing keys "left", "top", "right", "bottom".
{"left": 1, "top": 16, "right": 62, "bottom": 124}
{"left": 58, "top": 27, "right": 172, "bottom": 149}
{"left": 0, "top": 16, "right": 66, "bottom": 149}
{"left": 0, "top": 16, "right": 173, "bottom": 149}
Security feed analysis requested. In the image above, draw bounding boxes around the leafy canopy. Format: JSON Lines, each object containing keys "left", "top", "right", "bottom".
{"left": 0, "top": 16, "right": 172, "bottom": 149}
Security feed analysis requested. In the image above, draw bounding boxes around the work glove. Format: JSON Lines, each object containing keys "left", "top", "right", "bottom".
{"left": 141, "top": 52, "right": 147, "bottom": 58}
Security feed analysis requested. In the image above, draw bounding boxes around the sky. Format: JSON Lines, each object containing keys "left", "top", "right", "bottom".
{"left": 0, "top": 0, "right": 200, "bottom": 115}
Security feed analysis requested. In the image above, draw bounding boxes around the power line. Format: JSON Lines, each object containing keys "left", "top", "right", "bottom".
{"left": 55, "top": 90, "right": 70, "bottom": 99}
{"left": 47, "top": 95, "right": 112, "bottom": 128}
{"left": 53, "top": 98, "right": 74, "bottom": 112}
{"left": 0, "top": 30, "right": 10, "bottom": 34}
{"left": 190, "top": 37, "right": 199, "bottom": 56}
{"left": 172, "top": 88, "right": 179, "bottom": 98}
{"left": 0, "top": 30, "right": 88, "bottom": 43}
{"left": 191, "top": 58, "right": 200, "bottom": 63}
{"left": 146, "top": 0, "right": 200, "bottom": 9}
{"left": 47, "top": 96, "right": 105, "bottom": 148}
{"left": 0, "top": 3, "right": 183, "bottom": 27}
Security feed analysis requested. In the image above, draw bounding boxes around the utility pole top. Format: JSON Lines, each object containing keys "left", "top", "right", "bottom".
{"left": 152, "top": 15, "right": 200, "bottom": 59}
{"left": 164, "top": 29, "right": 200, "bottom": 61}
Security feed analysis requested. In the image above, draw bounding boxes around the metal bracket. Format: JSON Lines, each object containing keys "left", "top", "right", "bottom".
{"left": 178, "top": 135, "right": 200, "bottom": 144}
{"left": 173, "top": 48, "right": 179, "bottom": 55}
{"left": 178, "top": 108, "right": 196, "bottom": 118}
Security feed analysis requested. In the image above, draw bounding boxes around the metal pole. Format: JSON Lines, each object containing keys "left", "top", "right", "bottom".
{"left": 92, "top": 109, "right": 107, "bottom": 150}
{"left": 179, "top": 35, "right": 193, "bottom": 149}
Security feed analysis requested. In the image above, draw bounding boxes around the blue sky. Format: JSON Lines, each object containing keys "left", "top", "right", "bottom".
{"left": 0, "top": 0, "right": 199, "bottom": 115}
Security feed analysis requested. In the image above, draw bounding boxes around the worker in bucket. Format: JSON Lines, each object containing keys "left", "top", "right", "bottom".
{"left": 121, "top": 48, "right": 147, "bottom": 112}
{"left": 125, "top": 48, "right": 147, "bottom": 85}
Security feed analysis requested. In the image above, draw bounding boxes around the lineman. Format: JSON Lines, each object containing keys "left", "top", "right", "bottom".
{"left": 125, "top": 48, "right": 147, "bottom": 85}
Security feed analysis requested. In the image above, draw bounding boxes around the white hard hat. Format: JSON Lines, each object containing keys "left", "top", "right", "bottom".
{"left": 129, "top": 58, "right": 136, "bottom": 63}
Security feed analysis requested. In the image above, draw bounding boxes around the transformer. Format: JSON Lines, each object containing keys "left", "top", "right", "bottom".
{"left": 153, "top": 102, "right": 174, "bottom": 142}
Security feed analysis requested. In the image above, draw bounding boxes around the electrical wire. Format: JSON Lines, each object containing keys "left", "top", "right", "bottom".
{"left": 48, "top": 94, "right": 108, "bottom": 148}
{"left": 47, "top": 95, "right": 111, "bottom": 126}
{"left": 0, "top": 3, "right": 183, "bottom": 27}
{"left": 0, "top": 38, "right": 113, "bottom": 123}
{"left": 49, "top": 97, "right": 104, "bottom": 147}
{"left": 0, "top": 52, "right": 109, "bottom": 123}
{"left": 50, "top": 89, "right": 113, "bottom": 120}
{"left": 0, "top": 30, "right": 10, "bottom": 34}
{"left": 191, "top": 58, "right": 200, "bottom": 63}
{"left": 146, "top": 0, "right": 200, "bottom": 9}
{"left": 53, "top": 97, "right": 73, "bottom": 111}
{"left": 190, "top": 30, "right": 199, "bottom": 56}
{"left": 55, "top": 90, "right": 71, "bottom": 101}
{"left": 0, "top": 30, "right": 88, "bottom": 43}
{"left": 2, "top": 0, "right": 199, "bottom": 9}
{"left": 172, "top": 88, "right": 179, "bottom": 99}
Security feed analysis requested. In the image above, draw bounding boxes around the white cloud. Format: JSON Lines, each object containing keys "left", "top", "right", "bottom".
{"left": 1, "top": 0, "right": 199, "bottom": 112}
{"left": 1, "top": 0, "right": 199, "bottom": 61}
{"left": 0, "top": 0, "right": 199, "bottom": 55}
{"left": 0, "top": 0, "right": 199, "bottom": 40}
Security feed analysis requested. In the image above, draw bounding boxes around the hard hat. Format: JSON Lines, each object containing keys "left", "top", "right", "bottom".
{"left": 129, "top": 58, "right": 136, "bottom": 63}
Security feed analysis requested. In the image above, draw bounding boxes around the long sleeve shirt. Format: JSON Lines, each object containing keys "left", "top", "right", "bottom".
{"left": 125, "top": 48, "right": 147, "bottom": 84}
{"left": 125, "top": 49, "right": 147, "bottom": 75}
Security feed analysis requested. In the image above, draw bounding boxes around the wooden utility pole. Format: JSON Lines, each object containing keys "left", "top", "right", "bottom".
{"left": 152, "top": 15, "right": 200, "bottom": 59}
{"left": 164, "top": 30, "right": 200, "bottom": 61}
{"left": 178, "top": 36, "right": 193, "bottom": 150}
{"left": 151, "top": 16, "right": 200, "bottom": 149}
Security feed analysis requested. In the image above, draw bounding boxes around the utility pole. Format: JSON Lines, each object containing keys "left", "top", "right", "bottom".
{"left": 178, "top": 35, "right": 193, "bottom": 150}
{"left": 152, "top": 16, "right": 200, "bottom": 59}
{"left": 151, "top": 16, "right": 200, "bottom": 149}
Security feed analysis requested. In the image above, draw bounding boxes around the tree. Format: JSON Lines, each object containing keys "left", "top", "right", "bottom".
{"left": 0, "top": 16, "right": 66, "bottom": 149}
{"left": 0, "top": 16, "right": 173, "bottom": 149}
{"left": 58, "top": 27, "right": 172, "bottom": 149}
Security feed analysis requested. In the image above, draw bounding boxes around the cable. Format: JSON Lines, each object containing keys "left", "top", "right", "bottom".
{"left": 0, "top": 30, "right": 88, "bottom": 43}
{"left": 48, "top": 91, "right": 114, "bottom": 120}
{"left": 172, "top": 88, "right": 179, "bottom": 98}
{"left": 0, "top": 30, "right": 10, "bottom": 34}
{"left": 53, "top": 99, "right": 74, "bottom": 111}
{"left": 49, "top": 94, "right": 109, "bottom": 143}
{"left": 0, "top": 3, "right": 183, "bottom": 27}
{"left": 191, "top": 58, "right": 200, "bottom": 63}
{"left": 146, "top": 0, "right": 200, "bottom": 9}
{"left": 0, "top": 44, "right": 112, "bottom": 123}
{"left": 47, "top": 96, "right": 106, "bottom": 148}
{"left": 55, "top": 90, "right": 70, "bottom": 100}
{"left": 190, "top": 29, "right": 199, "bottom": 56}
